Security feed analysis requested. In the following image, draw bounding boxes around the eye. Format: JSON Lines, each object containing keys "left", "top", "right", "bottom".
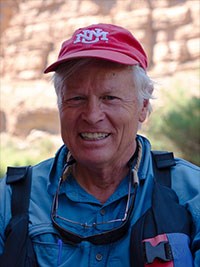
{"left": 102, "top": 95, "right": 118, "bottom": 101}
{"left": 65, "top": 96, "right": 85, "bottom": 102}
{"left": 70, "top": 96, "right": 84, "bottom": 101}
{"left": 63, "top": 96, "right": 86, "bottom": 106}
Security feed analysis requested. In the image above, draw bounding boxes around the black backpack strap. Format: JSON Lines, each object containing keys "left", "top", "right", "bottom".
{"left": 151, "top": 151, "right": 176, "bottom": 187}
{"left": 6, "top": 166, "right": 32, "bottom": 217}
{"left": 0, "top": 166, "right": 38, "bottom": 267}
{"left": 130, "top": 151, "right": 180, "bottom": 267}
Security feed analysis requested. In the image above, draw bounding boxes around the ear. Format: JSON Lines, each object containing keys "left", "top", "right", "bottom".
{"left": 139, "top": 99, "right": 149, "bottom": 122}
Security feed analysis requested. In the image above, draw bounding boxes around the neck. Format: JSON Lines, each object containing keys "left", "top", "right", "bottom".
{"left": 72, "top": 140, "right": 139, "bottom": 203}
{"left": 73, "top": 162, "right": 129, "bottom": 204}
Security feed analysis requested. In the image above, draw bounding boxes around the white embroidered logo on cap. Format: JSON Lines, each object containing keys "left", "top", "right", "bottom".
{"left": 74, "top": 28, "right": 109, "bottom": 44}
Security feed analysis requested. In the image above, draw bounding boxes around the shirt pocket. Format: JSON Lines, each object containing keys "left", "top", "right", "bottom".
{"left": 29, "top": 223, "right": 77, "bottom": 266}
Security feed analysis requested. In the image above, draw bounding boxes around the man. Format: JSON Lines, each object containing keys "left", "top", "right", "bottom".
{"left": 0, "top": 23, "right": 199, "bottom": 267}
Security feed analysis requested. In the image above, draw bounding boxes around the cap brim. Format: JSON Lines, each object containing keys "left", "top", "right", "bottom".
{"left": 44, "top": 50, "right": 139, "bottom": 73}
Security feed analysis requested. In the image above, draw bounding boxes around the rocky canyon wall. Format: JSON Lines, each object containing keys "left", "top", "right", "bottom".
{"left": 0, "top": 0, "right": 199, "bottom": 139}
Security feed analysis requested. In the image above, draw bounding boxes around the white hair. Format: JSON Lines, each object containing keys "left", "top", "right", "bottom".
{"left": 52, "top": 58, "right": 154, "bottom": 114}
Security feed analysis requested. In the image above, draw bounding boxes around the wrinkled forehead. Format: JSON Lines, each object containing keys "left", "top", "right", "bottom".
{"left": 56, "top": 58, "right": 132, "bottom": 78}
{"left": 53, "top": 58, "right": 136, "bottom": 95}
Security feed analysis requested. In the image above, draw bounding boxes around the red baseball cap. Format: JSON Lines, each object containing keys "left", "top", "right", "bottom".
{"left": 44, "top": 23, "right": 148, "bottom": 73}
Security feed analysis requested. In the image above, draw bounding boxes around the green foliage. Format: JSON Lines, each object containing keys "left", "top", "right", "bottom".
{"left": 0, "top": 136, "right": 57, "bottom": 178}
{"left": 160, "top": 97, "right": 200, "bottom": 165}
{"left": 143, "top": 84, "right": 200, "bottom": 166}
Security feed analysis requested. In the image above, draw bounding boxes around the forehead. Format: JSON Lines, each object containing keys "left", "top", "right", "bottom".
{"left": 65, "top": 60, "right": 133, "bottom": 87}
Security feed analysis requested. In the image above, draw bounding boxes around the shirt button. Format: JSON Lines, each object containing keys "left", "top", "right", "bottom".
{"left": 100, "top": 209, "right": 105, "bottom": 216}
{"left": 96, "top": 253, "right": 103, "bottom": 261}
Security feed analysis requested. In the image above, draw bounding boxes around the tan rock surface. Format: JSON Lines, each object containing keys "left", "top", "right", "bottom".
{"left": 0, "top": 0, "right": 199, "bottom": 140}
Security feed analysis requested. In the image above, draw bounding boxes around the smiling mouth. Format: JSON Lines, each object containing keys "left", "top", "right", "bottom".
{"left": 80, "top": 133, "right": 110, "bottom": 141}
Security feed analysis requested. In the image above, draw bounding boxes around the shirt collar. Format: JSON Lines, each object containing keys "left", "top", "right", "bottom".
{"left": 61, "top": 172, "right": 132, "bottom": 206}
{"left": 47, "top": 144, "right": 68, "bottom": 195}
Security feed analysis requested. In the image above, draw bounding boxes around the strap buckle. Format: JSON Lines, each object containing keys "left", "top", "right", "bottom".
{"left": 144, "top": 241, "right": 173, "bottom": 264}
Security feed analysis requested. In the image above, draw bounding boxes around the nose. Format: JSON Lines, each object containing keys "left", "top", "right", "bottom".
{"left": 81, "top": 97, "right": 105, "bottom": 124}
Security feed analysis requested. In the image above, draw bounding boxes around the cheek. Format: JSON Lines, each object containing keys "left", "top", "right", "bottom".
{"left": 116, "top": 108, "right": 140, "bottom": 135}
{"left": 59, "top": 110, "right": 66, "bottom": 126}
{"left": 124, "top": 102, "right": 141, "bottom": 124}
{"left": 59, "top": 105, "right": 73, "bottom": 121}
{"left": 59, "top": 108, "right": 73, "bottom": 131}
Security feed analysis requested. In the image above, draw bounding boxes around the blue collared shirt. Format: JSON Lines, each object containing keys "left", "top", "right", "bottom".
{"left": 0, "top": 135, "right": 199, "bottom": 266}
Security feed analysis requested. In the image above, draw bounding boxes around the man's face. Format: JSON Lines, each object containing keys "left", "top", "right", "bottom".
{"left": 59, "top": 62, "right": 148, "bottom": 169}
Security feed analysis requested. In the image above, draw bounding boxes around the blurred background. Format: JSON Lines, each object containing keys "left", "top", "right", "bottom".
{"left": 0, "top": 0, "right": 199, "bottom": 177}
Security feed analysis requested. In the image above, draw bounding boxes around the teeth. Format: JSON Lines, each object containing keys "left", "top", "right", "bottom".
{"left": 80, "top": 133, "right": 109, "bottom": 140}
